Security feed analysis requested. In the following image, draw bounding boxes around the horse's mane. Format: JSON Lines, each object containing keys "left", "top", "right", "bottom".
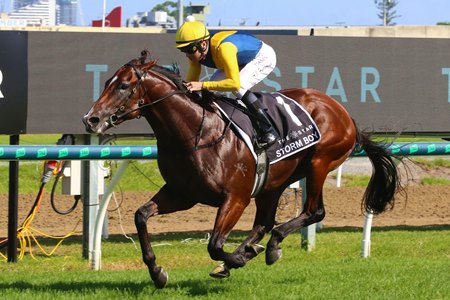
{"left": 136, "top": 49, "right": 187, "bottom": 92}
{"left": 132, "top": 50, "right": 227, "bottom": 107}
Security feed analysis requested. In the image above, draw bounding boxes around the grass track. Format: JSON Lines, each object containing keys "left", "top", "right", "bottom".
{"left": 1, "top": 227, "right": 449, "bottom": 299}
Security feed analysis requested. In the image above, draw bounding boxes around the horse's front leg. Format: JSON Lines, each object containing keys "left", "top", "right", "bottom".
{"left": 135, "top": 185, "right": 194, "bottom": 288}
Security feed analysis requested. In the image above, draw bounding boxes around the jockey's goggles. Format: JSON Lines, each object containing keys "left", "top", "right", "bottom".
{"left": 179, "top": 42, "right": 199, "bottom": 54}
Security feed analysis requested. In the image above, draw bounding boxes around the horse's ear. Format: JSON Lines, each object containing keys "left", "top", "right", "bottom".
{"left": 143, "top": 59, "right": 158, "bottom": 71}
{"left": 139, "top": 49, "right": 157, "bottom": 70}
{"left": 139, "top": 49, "right": 153, "bottom": 65}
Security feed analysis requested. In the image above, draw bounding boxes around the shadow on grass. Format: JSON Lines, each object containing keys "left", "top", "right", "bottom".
{"left": 5, "top": 225, "right": 449, "bottom": 248}
{"left": 0, "top": 278, "right": 230, "bottom": 297}
{"left": 0, "top": 280, "right": 149, "bottom": 296}
{"left": 167, "top": 278, "right": 224, "bottom": 296}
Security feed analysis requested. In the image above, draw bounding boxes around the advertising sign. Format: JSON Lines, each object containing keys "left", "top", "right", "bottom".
{"left": 0, "top": 31, "right": 28, "bottom": 134}
{"left": 2, "top": 31, "right": 448, "bottom": 136}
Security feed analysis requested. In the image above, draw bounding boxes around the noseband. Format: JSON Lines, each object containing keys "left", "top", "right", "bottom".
{"left": 108, "top": 65, "right": 186, "bottom": 127}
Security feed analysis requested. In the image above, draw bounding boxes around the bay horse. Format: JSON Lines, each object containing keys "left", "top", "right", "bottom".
{"left": 83, "top": 50, "right": 403, "bottom": 289}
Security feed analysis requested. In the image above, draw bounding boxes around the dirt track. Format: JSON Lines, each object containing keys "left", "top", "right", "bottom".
{"left": 1, "top": 157, "right": 450, "bottom": 238}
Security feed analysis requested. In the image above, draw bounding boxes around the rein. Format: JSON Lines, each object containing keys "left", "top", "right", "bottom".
{"left": 111, "top": 89, "right": 187, "bottom": 124}
{"left": 193, "top": 105, "right": 234, "bottom": 151}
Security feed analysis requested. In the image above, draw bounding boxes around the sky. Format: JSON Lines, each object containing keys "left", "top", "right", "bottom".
{"left": 81, "top": 0, "right": 449, "bottom": 27}
{"left": 2, "top": 0, "right": 450, "bottom": 27}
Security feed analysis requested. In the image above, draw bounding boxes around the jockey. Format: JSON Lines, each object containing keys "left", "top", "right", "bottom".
{"left": 175, "top": 16, "right": 279, "bottom": 149}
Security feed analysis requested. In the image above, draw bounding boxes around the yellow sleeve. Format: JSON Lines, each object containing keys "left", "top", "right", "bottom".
{"left": 185, "top": 60, "right": 201, "bottom": 82}
{"left": 202, "top": 42, "right": 241, "bottom": 92}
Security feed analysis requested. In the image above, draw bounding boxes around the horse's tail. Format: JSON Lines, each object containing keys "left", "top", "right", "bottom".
{"left": 354, "top": 122, "right": 405, "bottom": 214}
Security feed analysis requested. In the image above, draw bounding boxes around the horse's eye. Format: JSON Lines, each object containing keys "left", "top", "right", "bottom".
{"left": 119, "top": 83, "right": 130, "bottom": 90}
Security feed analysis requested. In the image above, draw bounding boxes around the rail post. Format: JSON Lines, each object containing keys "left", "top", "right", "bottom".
{"left": 7, "top": 135, "right": 19, "bottom": 263}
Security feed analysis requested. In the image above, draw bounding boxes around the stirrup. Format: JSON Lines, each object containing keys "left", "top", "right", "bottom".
{"left": 256, "top": 132, "right": 277, "bottom": 149}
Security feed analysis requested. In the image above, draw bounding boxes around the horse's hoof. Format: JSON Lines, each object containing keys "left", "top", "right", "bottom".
{"left": 152, "top": 267, "right": 169, "bottom": 289}
{"left": 266, "top": 248, "right": 282, "bottom": 265}
{"left": 246, "top": 243, "right": 265, "bottom": 256}
{"left": 209, "top": 263, "right": 230, "bottom": 279}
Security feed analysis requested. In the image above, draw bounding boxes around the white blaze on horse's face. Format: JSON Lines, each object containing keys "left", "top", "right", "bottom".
{"left": 83, "top": 67, "right": 142, "bottom": 134}
{"left": 108, "top": 75, "right": 118, "bottom": 88}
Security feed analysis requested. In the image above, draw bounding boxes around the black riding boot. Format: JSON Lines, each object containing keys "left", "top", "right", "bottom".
{"left": 241, "top": 91, "right": 278, "bottom": 149}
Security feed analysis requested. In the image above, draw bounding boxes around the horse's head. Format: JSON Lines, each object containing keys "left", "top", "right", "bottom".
{"left": 83, "top": 50, "right": 158, "bottom": 133}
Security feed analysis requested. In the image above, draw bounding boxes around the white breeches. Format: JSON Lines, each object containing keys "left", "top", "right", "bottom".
{"left": 209, "top": 42, "right": 277, "bottom": 98}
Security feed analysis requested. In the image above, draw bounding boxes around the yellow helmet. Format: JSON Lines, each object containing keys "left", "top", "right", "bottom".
{"left": 175, "top": 18, "right": 210, "bottom": 49}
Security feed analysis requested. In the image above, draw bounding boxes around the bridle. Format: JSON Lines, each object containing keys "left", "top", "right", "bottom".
{"left": 107, "top": 64, "right": 186, "bottom": 127}
{"left": 106, "top": 62, "right": 232, "bottom": 151}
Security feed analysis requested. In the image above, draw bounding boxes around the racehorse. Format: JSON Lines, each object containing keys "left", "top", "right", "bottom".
{"left": 83, "top": 50, "right": 404, "bottom": 289}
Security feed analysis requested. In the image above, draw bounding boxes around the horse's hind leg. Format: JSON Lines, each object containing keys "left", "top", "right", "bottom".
{"left": 266, "top": 165, "right": 328, "bottom": 265}
{"left": 232, "top": 190, "right": 284, "bottom": 260}
{"left": 135, "top": 185, "right": 194, "bottom": 288}
{"left": 209, "top": 190, "right": 283, "bottom": 278}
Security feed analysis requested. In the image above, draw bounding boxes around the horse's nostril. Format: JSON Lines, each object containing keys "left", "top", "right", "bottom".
{"left": 88, "top": 116, "right": 100, "bottom": 125}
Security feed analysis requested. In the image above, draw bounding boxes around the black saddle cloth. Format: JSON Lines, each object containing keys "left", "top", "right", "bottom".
{"left": 213, "top": 92, "right": 321, "bottom": 164}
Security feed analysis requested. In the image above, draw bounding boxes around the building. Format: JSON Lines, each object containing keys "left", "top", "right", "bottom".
{"left": 7, "top": 0, "right": 78, "bottom": 26}
{"left": 127, "top": 10, "right": 177, "bottom": 29}
{"left": 57, "top": 0, "right": 77, "bottom": 26}
{"left": 8, "top": 0, "right": 56, "bottom": 26}
{"left": 12, "top": 0, "right": 38, "bottom": 10}
{"left": 126, "top": 3, "right": 210, "bottom": 29}
{"left": 185, "top": 3, "right": 209, "bottom": 24}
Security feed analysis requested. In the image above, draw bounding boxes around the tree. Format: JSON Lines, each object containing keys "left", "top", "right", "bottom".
{"left": 151, "top": 1, "right": 180, "bottom": 19}
{"left": 374, "top": 0, "right": 400, "bottom": 26}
